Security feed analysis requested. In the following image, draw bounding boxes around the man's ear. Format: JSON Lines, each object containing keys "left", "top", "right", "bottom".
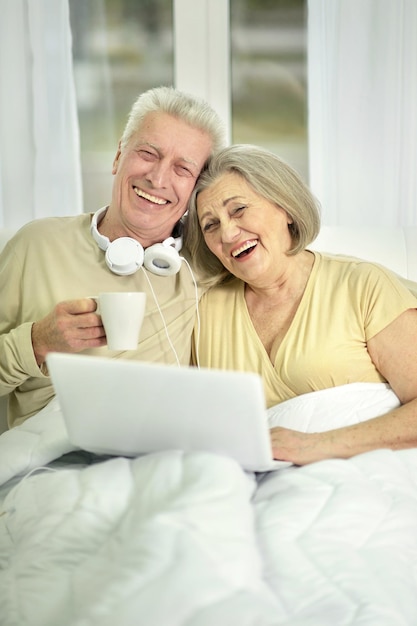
{"left": 112, "top": 141, "right": 122, "bottom": 174}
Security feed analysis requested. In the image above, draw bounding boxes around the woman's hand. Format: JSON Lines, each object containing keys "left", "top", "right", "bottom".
{"left": 271, "top": 309, "right": 417, "bottom": 465}
{"left": 270, "top": 427, "right": 325, "bottom": 466}
{"left": 271, "top": 398, "right": 417, "bottom": 466}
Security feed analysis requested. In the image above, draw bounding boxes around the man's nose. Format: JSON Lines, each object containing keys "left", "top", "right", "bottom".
{"left": 147, "top": 160, "right": 169, "bottom": 188}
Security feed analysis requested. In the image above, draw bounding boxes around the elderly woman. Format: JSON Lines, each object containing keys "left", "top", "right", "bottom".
{"left": 185, "top": 144, "right": 417, "bottom": 466}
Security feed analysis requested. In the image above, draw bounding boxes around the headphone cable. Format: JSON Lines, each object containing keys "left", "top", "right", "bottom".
{"left": 140, "top": 267, "right": 181, "bottom": 366}
{"left": 140, "top": 259, "right": 201, "bottom": 369}
{"left": 181, "top": 257, "right": 201, "bottom": 370}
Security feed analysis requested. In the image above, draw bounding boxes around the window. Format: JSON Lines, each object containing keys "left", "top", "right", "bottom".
{"left": 69, "top": 0, "right": 308, "bottom": 211}
{"left": 231, "top": 0, "right": 308, "bottom": 179}
{"left": 69, "top": 0, "right": 173, "bottom": 211}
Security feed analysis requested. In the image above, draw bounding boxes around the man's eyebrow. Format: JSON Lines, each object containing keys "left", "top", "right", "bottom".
{"left": 182, "top": 157, "right": 199, "bottom": 169}
{"left": 138, "top": 141, "right": 198, "bottom": 169}
{"left": 139, "top": 141, "right": 160, "bottom": 152}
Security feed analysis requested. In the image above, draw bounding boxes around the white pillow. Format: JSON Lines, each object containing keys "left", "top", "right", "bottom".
{"left": 267, "top": 383, "right": 400, "bottom": 432}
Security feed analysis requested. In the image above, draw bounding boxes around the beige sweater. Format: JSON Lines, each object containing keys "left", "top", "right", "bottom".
{"left": 0, "top": 213, "right": 201, "bottom": 427}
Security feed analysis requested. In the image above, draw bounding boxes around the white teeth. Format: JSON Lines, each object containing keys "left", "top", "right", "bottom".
{"left": 134, "top": 187, "right": 167, "bottom": 205}
{"left": 232, "top": 240, "right": 257, "bottom": 258}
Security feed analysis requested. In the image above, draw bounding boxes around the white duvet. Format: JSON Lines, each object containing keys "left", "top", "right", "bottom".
{"left": 1, "top": 383, "right": 417, "bottom": 626}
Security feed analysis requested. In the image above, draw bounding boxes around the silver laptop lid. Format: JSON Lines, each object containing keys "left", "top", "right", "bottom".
{"left": 46, "top": 352, "right": 286, "bottom": 472}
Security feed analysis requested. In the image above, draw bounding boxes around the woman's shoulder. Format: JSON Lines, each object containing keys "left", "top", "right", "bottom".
{"left": 313, "top": 250, "right": 398, "bottom": 281}
{"left": 313, "top": 251, "right": 417, "bottom": 302}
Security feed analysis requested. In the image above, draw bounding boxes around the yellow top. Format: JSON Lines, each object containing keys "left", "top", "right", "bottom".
{"left": 0, "top": 213, "right": 202, "bottom": 426}
{"left": 193, "top": 252, "right": 417, "bottom": 408}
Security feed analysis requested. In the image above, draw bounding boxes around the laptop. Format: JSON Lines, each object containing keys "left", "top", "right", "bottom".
{"left": 46, "top": 352, "right": 291, "bottom": 472}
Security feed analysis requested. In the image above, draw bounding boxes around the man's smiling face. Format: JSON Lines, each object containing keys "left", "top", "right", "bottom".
{"left": 109, "top": 111, "right": 213, "bottom": 246}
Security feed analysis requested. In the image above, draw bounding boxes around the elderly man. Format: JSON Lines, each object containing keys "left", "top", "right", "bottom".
{"left": 0, "top": 86, "right": 226, "bottom": 427}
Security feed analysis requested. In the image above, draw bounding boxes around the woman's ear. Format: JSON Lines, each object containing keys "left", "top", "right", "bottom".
{"left": 112, "top": 142, "right": 122, "bottom": 174}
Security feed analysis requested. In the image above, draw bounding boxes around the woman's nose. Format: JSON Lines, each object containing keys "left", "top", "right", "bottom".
{"left": 220, "top": 220, "right": 240, "bottom": 242}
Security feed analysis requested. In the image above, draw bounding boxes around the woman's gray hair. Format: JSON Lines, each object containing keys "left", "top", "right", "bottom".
{"left": 185, "top": 144, "right": 321, "bottom": 287}
{"left": 120, "top": 85, "right": 226, "bottom": 154}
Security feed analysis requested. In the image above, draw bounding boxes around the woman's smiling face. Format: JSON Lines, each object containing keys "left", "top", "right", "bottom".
{"left": 197, "top": 171, "right": 294, "bottom": 285}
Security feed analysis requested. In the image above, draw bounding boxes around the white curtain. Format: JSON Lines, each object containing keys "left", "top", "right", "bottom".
{"left": 307, "top": 0, "right": 417, "bottom": 227}
{"left": 0, "top": 0, "right": 82, "bottom": 230}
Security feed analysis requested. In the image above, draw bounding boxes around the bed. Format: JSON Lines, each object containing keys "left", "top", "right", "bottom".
{"left": 1, "top": 227, "right": 417, "bottom": 625}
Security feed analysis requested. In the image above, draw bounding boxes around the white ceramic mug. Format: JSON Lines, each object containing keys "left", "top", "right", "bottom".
{"left": 93, "top": 292, "right": 146, "bottom": 351}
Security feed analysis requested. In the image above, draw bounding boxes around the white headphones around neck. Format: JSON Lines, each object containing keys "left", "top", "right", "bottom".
{"left": 91, "top": 207, "right": 183, "bottom": 277}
